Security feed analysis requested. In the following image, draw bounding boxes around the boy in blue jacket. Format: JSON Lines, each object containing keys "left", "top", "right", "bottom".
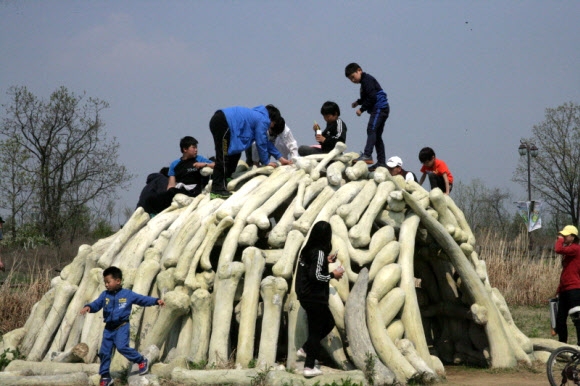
{"left": 209, "top": 104, "right": 292, "bottom": 199}
{"left": 345, "top": 63, "right": 390, "bottom": 171}
{"left": 80, "top": 266, "right": 165, "bottom": 386}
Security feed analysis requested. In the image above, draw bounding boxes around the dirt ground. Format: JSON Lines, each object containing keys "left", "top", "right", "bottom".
{"left": 444, "top": 366, "right": 547, "bottom": 385}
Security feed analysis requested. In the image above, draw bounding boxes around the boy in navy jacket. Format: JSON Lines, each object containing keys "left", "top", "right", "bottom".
{"left": 81, "top": 266, "right": 165, "bottom": 386}
{"left": 345, "top": 62, "right": 390, "bottom": 170}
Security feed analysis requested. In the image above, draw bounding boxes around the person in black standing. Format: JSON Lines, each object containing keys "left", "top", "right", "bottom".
{"left": 295, "top": 221, "right": 344, "bottom": 377}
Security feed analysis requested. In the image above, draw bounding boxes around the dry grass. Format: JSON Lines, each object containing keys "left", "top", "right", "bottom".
{"left": 478, "top": 230, "right": 560, "bottom": 306}
{"left": 0, "top": 264, "right": 51, "bottom": 334}
{"left": 0, "top": 242, "right": 86, "bottom": 335}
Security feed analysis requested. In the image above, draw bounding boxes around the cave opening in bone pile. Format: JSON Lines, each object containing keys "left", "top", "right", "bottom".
{"left": 1, "top": 143, "right": 539, "bottom": 385}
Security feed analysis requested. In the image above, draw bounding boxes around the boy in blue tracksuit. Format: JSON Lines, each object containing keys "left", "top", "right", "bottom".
{"left": 345, "top": 62, "right": 390, "bottom": 171}
{"left": 209, "top": 104, "right": 292, "bottom": 199}
{"left": 81, "top": 266, "right": 165, "bottom": 386}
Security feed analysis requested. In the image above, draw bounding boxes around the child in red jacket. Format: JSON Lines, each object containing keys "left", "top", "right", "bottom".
{"left": 554, "top": 225, "right": 580, "bottom": 344}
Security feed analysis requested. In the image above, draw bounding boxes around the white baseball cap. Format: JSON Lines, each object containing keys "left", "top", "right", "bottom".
{"left": 386, "top": 156, "right": 403, "bottom": 168}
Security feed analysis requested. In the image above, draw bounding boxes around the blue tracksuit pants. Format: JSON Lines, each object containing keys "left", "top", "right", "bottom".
{"left": 99, "top": 323, "right": 143, "bottom": 376}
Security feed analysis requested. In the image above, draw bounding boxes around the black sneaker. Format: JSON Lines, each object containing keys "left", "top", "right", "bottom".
{"left": 355, "top": 154, "right": 374, "bottom": 165}
{"left": 210, "top": 191, "right": 231, "bottom": 200}
{"left": 369, "top": 163, "right": 387, "bottom": 172}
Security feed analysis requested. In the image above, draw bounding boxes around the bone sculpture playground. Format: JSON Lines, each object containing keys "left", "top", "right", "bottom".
{"left": 0, "top": 142, "right": 545, "bottom": 385}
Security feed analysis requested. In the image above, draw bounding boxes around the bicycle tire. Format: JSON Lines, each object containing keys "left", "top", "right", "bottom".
{"left": 547, "top": 346, "right": 580, "bottom": 386}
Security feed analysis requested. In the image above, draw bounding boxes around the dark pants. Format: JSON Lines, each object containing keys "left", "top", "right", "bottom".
{"left": 298, "top": 145, "right": 325, "bottom": 156}
{"left": 427, "top": 172, "right": 453, "bottom": 193}
{"left": 556, "top": 289, "right": 580, "bottom": 344}
{"left": 363, "top": 105, "right": 389, "bottom": 164}
{"left": 210, "top": 110, "right": 241, "bottom": 193}
{"left": 301, "top": 301, "right": 335, "bottom": 368}
{"left": 145, "top": 187, "right": 200, "bottom": 214}
{"left": 99, "top": 323, "right": 142, "bottom": 376}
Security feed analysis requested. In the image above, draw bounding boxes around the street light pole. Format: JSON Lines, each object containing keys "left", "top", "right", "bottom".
{"left": 518, "top": 140, "right": 539, "bottom": 251}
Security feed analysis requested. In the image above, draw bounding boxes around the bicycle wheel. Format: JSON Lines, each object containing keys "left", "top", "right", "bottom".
{"left": 547, "top": 346, "right": 580, "bottom": 386}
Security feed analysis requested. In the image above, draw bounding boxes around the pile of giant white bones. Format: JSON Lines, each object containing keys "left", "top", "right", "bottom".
{"left": 0, "top": 142, "right": 566, "bottom": 385}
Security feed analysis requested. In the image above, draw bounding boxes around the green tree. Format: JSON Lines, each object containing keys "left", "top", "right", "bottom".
{"left": 452, "top": 179, "right": 513, "bottom": 237}
{"left": 1, "top": 86, "right": 134, "bottom": 243}
{"left": 514, "top": 102, "right": 580, "bottom": 227}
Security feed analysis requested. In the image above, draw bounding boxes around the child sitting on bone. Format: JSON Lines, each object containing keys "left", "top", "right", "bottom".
{"left": 298, "top": 101, "right": 347, "bottom": 156}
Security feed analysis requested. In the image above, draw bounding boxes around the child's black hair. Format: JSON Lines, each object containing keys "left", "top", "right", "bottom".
{"left": 159, "top": 167, "right": 169, "bottom": 177}
{"left": 418, "top": 147, "right": 436, "bottom": 163}
{"left": 180, "top": 136, "right": 199, "bottom": 153}
{"left": 271, "top": 117, "right": 286, "bottom": 136}
{"left": 320, "top": 101, "right": 340, "bottom": 116}
{"left": 266, "top": 104, "right": 285, "bottom": 136}
{"left": 301, "top": 221, "right": 332, "bottom": 260}
{"left": 103, "top": 266, "right": 123, "bottom": 280}
{"left": 345, "top": 62, "right": 361, "bottom": 77}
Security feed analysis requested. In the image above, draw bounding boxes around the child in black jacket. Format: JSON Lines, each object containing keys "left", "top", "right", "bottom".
{"left": 295, "top": 221, "right": 344, "bottom": 377}
{"left": 298, "top": 101, "right": 347, "bottom": 156}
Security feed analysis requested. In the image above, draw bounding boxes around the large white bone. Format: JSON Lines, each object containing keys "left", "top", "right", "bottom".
{"left": 246, "top": 169, "right": 305, "bottom": 229}
{"left": 5, "top": 359, "right": 98, "bottom": 375}
{"left": 216, "top": 175, "right": 266, "bottom": 220}
{"left": 79, "top": 268, "right": 105, "bottom": 363}
{"left": 398, "top": 212, "right": 432, "bottom": 367}
{"left": 368, "top": 240, "right": 400, "bottom": 280}
{"left": 344, "top": 268, "right": 395, "bottom": 384}
{"left": 215, "top": 168, "right": 291, "bottom": 274}
{"left": 20, "top": 288, "right": 56, "bottom": 357}
{"left": 337, "top": 179, "right": 376, "bottom": 227}
{"left": 199, "top": 215, "right": 234, "bottom": 271}
{"left": 59, "top": 244, "right": 91, "bottom": 285}
{"left": 51, "top": 343, "right": 89, "bottom": 363}
{"left": 208, "top": 262, "right": 245, "bottom": 366}
{"left": 27, "top": 280, "right": 77, "bottom": 361}
{"left": 143, "top": 290, "right": 189, "bottom": 350}
{"left": 310, "top": 142, "right": 347, "bottom": 181}
{"left": 396, "top": 339, "right": 438, "bottom": 382}
{"left": 98, "top": 207, "right": 150, "bottom": 268}
{"left": 345, "top": 160, "right": 370, "bottom": 181}
{"left": 163, "top": 198, "right": 223, "bottom": 269}
{"left": 174, "top": 224, "right": 209, "bottom": 285}
{"left": 329, "top": 215, "right": 358, "bottom": 284}
{"left": 49, "top": 251, "right": 100, "bottom": 352}
{"left": 349, "top": 181, "right": 396, "bottom": 248}
{"left": 272, "top": 230, "right": 304, "bottom": 279}
{"left": 236, "top": 248, "right": 266, "bottom": 367}
{"left": 268, "top": 198, "right": 298, "bottom": 248}
{"left": 293, "top": 186, "right": 335, "bottom": 234}
{"left": 367, "top": 264, "right": 417, "bottom": 383}
{"left": 314, "top": 180, "right": 365, "bottom": 224}
{"left": 227, "top": 165, "right": 274, "bottom": 191}
{"left": 189, "top": 289, "right": 212, "bottom": 363}
{"left": 257, "top": 276, "right": 288, "bottom": 369}
{"left": 326, "top": 160, "right": 346, "bottom": 185}
{"left": 239, "top": 224, "right": 258, "bottom": 246}
{"left": 114, "top": 208, "right": 182, "bottom": 274}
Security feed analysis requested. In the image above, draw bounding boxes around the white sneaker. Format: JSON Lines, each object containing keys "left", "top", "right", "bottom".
{"left": 296, "top": 348, "right": 307, "bottom": 361}
{"left": 303, "top": 367, "right": 323, "bottom": 377}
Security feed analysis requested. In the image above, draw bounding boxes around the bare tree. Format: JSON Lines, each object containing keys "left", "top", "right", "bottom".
{"left": 0, "top": 137, "right": 35, "bottom": 237}
{"left": 1, "top": 86, "right": 134, "bottom": 243}
{"left": 514, "top": 102, "right": 580, "bottom": 226}
{"left": 453, "top": 179, "right": 512, "bottom": 236}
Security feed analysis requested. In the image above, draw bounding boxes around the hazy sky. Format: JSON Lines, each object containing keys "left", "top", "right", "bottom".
{"left": 1, "top": 1, "right": 579, "bottom": 218}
